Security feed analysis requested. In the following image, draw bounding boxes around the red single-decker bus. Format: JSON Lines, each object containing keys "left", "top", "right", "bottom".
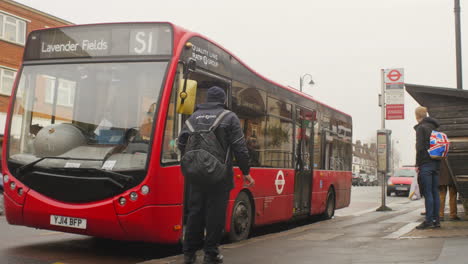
{"left": 2, "top": 22, "right": 352, "bottom": 243}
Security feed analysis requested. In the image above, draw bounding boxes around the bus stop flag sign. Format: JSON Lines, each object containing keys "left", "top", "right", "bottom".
{"left": 384, "top": 68, "right": 404, "bottom": 120}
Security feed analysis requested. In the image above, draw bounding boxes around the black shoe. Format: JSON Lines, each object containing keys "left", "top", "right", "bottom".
{"left": 433, "top": 221, "right": 441, "bottom": 228}
{"left": 203, "top": 254, "right": 223, "bottom": 264}
{"left": 416, "top": 221, "right": 433, "bottom": 230}
{"left": 184, "top": 253, "right": 197, "bottom": 264}
{"left": 420, "top": 212, "right": 426, "bottom": 216}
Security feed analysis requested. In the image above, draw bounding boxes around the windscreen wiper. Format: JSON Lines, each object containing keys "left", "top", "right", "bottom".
{"left": 15, "top": 157, "right": 134, "bottom": 187}
{"left": 16, "top": 157, "right": 104, "bottom": 179}
{"left": 76, "top": 167, "right": 134, "bottom": 185}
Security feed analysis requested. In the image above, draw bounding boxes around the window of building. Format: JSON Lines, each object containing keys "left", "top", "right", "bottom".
{"left": 0, "top": 67, "right": 16, "bottom": 95}
{"left": 44, "top": 76, "right": 76, "bottom": 107}
{"left": 0, "top": 12, "right": 26, "bottom": 45}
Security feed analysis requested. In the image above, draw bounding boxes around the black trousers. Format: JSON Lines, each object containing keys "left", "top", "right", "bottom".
{"left": 183, "top": 186, "right": 229, "bottom": 256}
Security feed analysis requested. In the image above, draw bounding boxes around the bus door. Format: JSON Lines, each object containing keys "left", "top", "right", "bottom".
{"left": 293, "top": 108, "right": 315, "bottom": 216}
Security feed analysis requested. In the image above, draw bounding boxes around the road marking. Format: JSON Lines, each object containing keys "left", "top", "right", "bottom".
{"left": 351, "top": 207, "right": 379, "bottom": 216}
{"left": 383, "top": 222, "right": 419, "bottom": 239}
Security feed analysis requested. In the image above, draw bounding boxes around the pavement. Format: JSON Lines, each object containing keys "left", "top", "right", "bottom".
{"left": 141, "top": 200, "right": 468, "bottom": 264}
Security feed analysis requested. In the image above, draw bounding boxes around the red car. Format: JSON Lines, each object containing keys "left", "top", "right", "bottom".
{"left": 387, "top": 167, "right": 417, "bottom": 196}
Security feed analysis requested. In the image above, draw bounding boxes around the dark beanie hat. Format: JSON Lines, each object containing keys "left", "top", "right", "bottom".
{"left": 207, "top": 86, "right": 226, "bottom": 103}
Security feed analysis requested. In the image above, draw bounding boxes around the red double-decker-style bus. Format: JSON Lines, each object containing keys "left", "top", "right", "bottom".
{"left": 2, "top": 22, "right": 352, "bottom": 243}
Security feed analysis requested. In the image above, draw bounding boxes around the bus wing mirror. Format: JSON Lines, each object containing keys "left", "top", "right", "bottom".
{"left": 176, "top": 79, "right": 197, "bottom": 115}
{"left": 187, "top": 59, "right": 196, "bottom": 73}
{"left": 183, "top": 59, "right": 196, "bottom": 79}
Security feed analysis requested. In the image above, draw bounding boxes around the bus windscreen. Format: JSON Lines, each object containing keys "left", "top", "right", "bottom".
{"left": 24, "top": 23, "right": 173, "bottom": 60}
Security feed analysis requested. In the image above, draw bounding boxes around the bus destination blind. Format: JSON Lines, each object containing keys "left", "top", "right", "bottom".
{"left": 24, "top": 23, "right": 172, "bottom": 60}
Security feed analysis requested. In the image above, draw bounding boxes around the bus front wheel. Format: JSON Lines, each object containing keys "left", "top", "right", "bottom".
{"left": 228, "top": 192, "right": 252, "bottom": 242}
{"left": 321, "top": 189, "right": 335, "bottom": 220}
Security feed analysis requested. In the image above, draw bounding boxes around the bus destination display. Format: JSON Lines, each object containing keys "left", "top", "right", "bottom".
{"left": 24, "top": 23, "right": 173, "bottom": 60}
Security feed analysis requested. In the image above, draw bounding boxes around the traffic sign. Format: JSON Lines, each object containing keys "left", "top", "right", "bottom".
{"left": 383, "top": 68, "right": 405, "bottom": 120}
{"left": 386, "top": 104, "right": 404, "bottom": 120}
{"left": 385, "top": 89, "right": 404, "bottom": 105}
{"left": 384, "top": 68, "right": 404, "bottom": 84}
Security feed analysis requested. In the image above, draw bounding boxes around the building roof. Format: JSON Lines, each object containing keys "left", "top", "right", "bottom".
{"left": 4, "top": 0, "right": 73, "bottom": 25}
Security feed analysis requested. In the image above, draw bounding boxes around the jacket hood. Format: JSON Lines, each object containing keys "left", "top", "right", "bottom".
{"left": 414, "top": 117, "right": 440, "bottom": 130}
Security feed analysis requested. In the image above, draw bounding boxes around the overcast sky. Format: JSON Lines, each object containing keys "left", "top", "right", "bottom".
{"left": 14, "top": 0, "right": 467, "bottom": 165}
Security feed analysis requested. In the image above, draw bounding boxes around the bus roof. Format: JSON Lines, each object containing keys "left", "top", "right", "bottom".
{"left": 26, "top": 21, "right": 351, "bottom": 119}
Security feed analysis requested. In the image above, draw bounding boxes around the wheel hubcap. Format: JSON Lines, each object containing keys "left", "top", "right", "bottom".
{"left": 327, "top": 196, "right": 334, "bottom": 216}
{"left": 233, "top": 202, "right": 249, "bottom": 235}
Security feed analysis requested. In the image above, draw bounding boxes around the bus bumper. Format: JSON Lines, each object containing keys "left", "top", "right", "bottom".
{"left": 5, "top": 189, "right": 183, "bottom": 243}
{"left": 4, "top": 192, "right": 24, "bottom": 225}
{"left": 20, "top": 190, "right": 127, "bottom": 240}
{"left": 117, "top": 205, "right": 183, "bottom": 244}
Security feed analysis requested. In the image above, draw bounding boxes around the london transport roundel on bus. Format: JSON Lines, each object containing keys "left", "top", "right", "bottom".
{"left": 275, "top": 170, "right": 286, "bottom": 194}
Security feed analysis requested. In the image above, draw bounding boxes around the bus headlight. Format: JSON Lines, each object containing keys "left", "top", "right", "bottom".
{"left": 141, "top": 185, "right": 150, "bottom": 195}
{"left": 3, "top": 175, "right": 9, "bottom": 183}
{"left": 10, "top": 181, "right": 16, "bottom": 190}
{"left": 18, "top": 188, "right": 24, "bottom": 196}
{"left": 130, "top": 192, "right": 138, "bottom": 201}
{"left": 119, "top": 197, "right": 127, "bottom": 206}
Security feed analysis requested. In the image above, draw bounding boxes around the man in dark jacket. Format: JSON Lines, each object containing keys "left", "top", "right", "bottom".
{"left": 414, "top": 106, "right": 441, "bottom": 229}
{"left": 439, "top": 161, "right": 460, "bottom": 221}
{"left": 178, "top": 86, "right": 254, "bottom": 264}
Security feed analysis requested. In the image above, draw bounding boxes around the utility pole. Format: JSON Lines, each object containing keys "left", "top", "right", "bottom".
{"left": 455, "top": 0, "right": 463, "bottom": 89}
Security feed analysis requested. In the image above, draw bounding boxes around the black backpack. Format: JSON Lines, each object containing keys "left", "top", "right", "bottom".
{"left": 181, "top": 110, "right": 230, "bottom": 185}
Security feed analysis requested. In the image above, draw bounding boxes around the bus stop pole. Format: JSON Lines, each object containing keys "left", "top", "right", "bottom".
{"left": 377, "top": 69, "right": 392, "bottom": 212}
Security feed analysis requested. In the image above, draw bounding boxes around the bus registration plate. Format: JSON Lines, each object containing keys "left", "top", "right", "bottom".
{"left": 50, "top": 215, "right": 87, "bottom": 229}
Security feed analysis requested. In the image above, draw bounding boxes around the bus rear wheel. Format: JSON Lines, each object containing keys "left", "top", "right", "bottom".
{"left": 321, "top": 189, "right": 335, "bottom": 220}
{"left": 228, "top": 192, "right": 252, "bottom": 242}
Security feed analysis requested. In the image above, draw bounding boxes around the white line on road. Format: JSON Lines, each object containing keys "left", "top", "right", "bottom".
{"left": 383, "top": 222, "right": 420, "bottom": 239}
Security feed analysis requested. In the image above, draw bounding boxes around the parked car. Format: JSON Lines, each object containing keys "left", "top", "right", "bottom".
{"left": 368, "top": 174, "right": 379, "bottom": 186}
{"left": 360, "top": 173, "right": 369, "bottom": 186}
{"left": 387, "top": 167, "right": 417, "bottom": 196}
{"left": 352, "top": 173, "right": 363, "bottom": 186}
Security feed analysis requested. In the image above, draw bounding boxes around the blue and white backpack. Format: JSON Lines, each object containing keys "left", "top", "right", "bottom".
{"left": 428, "top": 130, "right": 450, "bottom": 160}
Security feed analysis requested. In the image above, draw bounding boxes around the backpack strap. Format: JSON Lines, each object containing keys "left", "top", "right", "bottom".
{"left": 209, "top": 110, "right": 231, "bottom": 131}
{"left": 185, "top": 119, "right": 195, "bottom": 132}
{"left": 210, "top": 110, "right": 231, "bottom": 163}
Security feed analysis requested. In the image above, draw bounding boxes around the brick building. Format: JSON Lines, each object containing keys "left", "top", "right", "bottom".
{"left": 352, "top": 140, "right": 377, "bottom": 176}
{"left": 0, "top": 0, "right": 71, "bottom": 133}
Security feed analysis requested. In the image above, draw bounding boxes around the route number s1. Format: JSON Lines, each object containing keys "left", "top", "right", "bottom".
{"left": 130, "top": 29, "right": 157, "bottom": 55}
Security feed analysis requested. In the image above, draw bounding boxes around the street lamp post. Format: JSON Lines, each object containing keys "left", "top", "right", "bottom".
{"left": 454, "top": 0, "right": 463, "bottom": 90}
{"left": 300, "top": 73, "right": 315, "bottom": 92}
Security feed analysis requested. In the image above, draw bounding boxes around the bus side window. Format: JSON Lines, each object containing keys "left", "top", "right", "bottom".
{"left": 232, "top": 82, "right": 267, "bottom": 167}
{"left": 265, "top": 97, "right": 294, "bottom": 168}
{"left": 161, "top": 70, "right": 230, "bottom": 164}
{"left": 161, "top": 65, "right": 183, "bottom": 164}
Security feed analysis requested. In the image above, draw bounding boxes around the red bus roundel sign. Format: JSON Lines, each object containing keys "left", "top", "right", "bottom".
{"left": 384, "top": 68, "right": 404, "bottom": 84}
{"left": 387, "top": 70, "right": 401, "bottom": 82}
